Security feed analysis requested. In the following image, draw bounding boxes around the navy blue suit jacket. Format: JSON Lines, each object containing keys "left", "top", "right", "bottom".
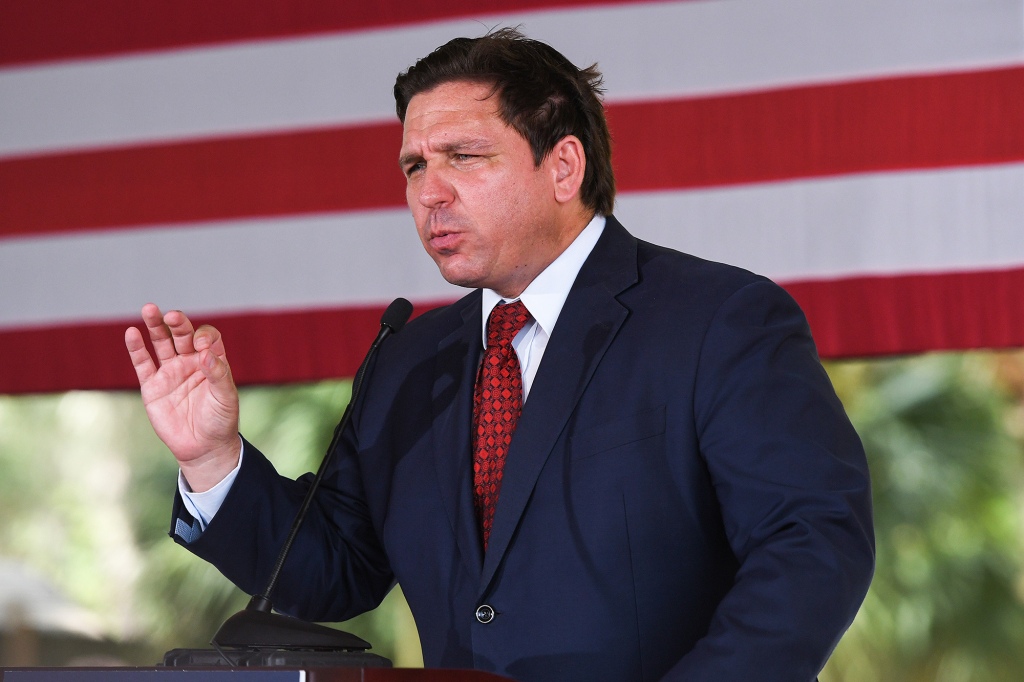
{"left": 174, "top": 216, "right": 874, "bottom": 681}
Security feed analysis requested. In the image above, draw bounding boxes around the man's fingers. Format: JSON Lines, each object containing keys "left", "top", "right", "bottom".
{"left": 194, "top": 324, "right": 227, "bottom": 357}
{"left": 125, "top": 326, "right": 157, "bottom": 385}
{"left": 198, "top": 347, "right": 239, "bottom": 412}
{"left": 194, "top": 325, "right": 236, "bottom": 406}
{"left": 141, "top": 303, "right": 177, "bottom": 364}
{"left": 141, "top": 304, "right": 204, "bottom": 363}
{"left": 200, "top": 348, "right": 231, "bottom": 382}
{"left": 165, "top": 309, "right": 197, "bottom": 357}
{"left": 135, "top": 305, "right": 232, "bottom": 389}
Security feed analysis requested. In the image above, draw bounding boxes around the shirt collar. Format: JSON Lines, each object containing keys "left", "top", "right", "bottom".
{"left": 481, "top": 214, "right": 606, "bottom": 347}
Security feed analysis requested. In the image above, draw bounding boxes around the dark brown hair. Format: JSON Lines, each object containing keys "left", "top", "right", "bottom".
{"left": 394, "top": 27, "right": 615, "bottom": 215}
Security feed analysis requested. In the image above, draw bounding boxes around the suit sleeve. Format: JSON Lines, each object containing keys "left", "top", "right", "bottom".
{"left": 168, "top": 432, "right": 395, "bottom": 623}
{"left": 665, "top": 278, "right": 875, "bottom": 680}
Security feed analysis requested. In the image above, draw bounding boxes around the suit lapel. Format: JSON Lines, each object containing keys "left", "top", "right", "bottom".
{"left": 432, "top": 292, "right": 485, "bottom": 577}
{"left": 481, "top": 217, "right": 639, "bottom": 590}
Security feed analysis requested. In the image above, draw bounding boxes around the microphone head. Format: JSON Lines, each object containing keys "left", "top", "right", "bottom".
{"left": 381, "top": 297, "right": 414, "bottom": 334}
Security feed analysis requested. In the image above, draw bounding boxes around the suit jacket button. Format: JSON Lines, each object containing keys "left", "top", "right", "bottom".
{"left": 475, "top": 604, "right": 495, "bottom": 624}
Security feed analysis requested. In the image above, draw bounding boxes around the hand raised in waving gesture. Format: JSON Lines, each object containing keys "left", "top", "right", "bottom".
{"left": 125, "top": 304, "right": 241, "bottom": 492}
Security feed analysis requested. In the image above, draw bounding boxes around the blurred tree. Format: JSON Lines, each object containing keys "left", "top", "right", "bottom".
{"left": 0, "top": 390, "right": 158, "bottom": 643}
{"left": 0, "top": 381, "right": 422, "bottom": 666}
{"left": 2, "top": 350, "right": 1023, "bottom": 676}
{"left": 822, "top": 352, "right": 1024, "bottom": 681}
{"left": 129, "top": 379, "right": 424, "bottom": 666}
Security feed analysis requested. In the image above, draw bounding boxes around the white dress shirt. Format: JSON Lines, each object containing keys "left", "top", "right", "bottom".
{"left": 479, "top": 213, "right": 605, "bottom": 402}
{"left": 180, "top": 215, "right": 606, "bottom": 530}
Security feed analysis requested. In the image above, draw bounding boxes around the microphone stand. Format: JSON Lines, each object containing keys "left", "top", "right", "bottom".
{"left": 164, "top": 298, "right": 413, "bottom": 668}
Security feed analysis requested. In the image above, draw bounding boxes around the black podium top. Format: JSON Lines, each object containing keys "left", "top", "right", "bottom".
{"left": 1, "top": 668, "right": 515, "bottom": 682}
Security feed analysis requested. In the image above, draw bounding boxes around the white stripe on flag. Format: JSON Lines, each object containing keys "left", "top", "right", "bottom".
{"left": 5, "top": 162, "right": 1023, "bottom": 329}
{"left": 2, "top": 0, "right": 1022, "bottom": 158}
{"left": 621, "top": 162, "right": 1024, "bottom": 282}
{"left": 1, "top": 209, "right": 462, "bottom": 328}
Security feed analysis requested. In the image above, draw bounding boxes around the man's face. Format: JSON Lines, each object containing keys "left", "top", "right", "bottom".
{"left": 400, "top": 80, "right": 568, "bottom": 298}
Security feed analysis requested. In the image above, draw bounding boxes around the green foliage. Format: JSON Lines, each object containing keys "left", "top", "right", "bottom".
{"left": 0, "top": 382, "right": 421, "bottom": 666}
{"left": 822, "top": 353, "right": 1024, "bottom": 681}
{"left": 0, "top": 390, "right": 168, "bottom": 644}
{"left": 2, "top": 351, "right": 1023, "bottom": 676}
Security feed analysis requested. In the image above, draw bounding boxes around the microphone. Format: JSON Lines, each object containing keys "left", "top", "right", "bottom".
{"left": 380, "top": 297, "right": 414, "bottom": 334}
{"left": 167, "top": 298, "right": 413, "bottom": 666}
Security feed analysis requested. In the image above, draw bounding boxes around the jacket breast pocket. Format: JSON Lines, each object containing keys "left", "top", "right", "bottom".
{"left": 569, "top": 404, "right": 666, "bottom": 461}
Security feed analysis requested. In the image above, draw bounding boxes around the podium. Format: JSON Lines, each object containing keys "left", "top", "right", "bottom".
{"left": 1, "top": 669, "right": 515, "bottom": 682}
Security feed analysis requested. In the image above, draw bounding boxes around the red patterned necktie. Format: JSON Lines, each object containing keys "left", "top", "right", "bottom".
{"left": 473, "top": 300, "right": 532, "bottom": 550}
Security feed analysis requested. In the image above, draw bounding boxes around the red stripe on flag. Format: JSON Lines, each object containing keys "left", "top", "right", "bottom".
{"left": 608, "top": 65, "right": 1024, "bottom": 193}
{"left": 785, "top": 267, "right": 1024, "bottom": 359}
{"left": 1, "top": 123, "right": 407, "bottom": 237}
{"left": 0, "top": 0, "right": 676, "bottom": 66}
{"left": 0, "top": 300, "right": 451, "bottom": 395}
{"left": 2, "top": 269, "right": 1022, "bottom": 394}
{"left": 4, "top": 66, "right": 1023, "bottom": 238}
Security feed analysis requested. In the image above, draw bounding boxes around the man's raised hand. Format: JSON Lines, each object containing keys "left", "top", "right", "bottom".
{"left": 125, "top": 304, "right": 241, "bottom": 492}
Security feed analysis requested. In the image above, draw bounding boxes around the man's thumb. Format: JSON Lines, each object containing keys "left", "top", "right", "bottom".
{"left": 200, "top": 348, "right": 233, "bottom": 387}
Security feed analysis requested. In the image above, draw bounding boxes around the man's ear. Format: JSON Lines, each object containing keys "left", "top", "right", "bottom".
{"left": 550, "top": 135, "right": 586, "bottom": 204}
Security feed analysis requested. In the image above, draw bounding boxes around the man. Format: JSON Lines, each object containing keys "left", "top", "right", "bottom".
{"left": 127, "top": 29, "right": 873, "bottom": 681}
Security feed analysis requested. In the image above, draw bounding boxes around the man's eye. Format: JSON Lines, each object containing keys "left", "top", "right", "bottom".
{"left": 454, "top": 154, "right": 476, "bottom": 162}
{"left": 405, "top": 162, "right": 425, "bottom": 177}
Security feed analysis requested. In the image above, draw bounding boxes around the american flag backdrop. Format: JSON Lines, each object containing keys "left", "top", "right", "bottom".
{"left": 1, "top": 0, "right": 1023, "bottom": 394}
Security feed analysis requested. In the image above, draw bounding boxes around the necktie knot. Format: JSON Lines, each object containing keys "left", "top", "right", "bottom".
{"left": 486, "top": 301, "right": 531, "bottom": 349}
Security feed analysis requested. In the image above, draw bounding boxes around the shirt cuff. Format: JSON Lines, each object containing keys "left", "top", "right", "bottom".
{"left": 178, "top": 438, "right": 244, "bottom": 532}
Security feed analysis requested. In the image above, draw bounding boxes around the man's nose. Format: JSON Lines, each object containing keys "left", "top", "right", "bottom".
{"left": 416, "top": 166, "right": 455, "bottom": 208}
